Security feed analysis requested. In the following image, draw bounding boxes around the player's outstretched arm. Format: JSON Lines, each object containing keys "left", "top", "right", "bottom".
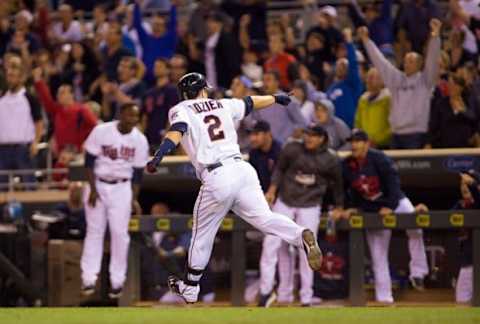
{"left": 249, "top": 94, "right": 292, "bottom": 110}
{"left": 146, "top": 128, "right": 184, "bottom": 173}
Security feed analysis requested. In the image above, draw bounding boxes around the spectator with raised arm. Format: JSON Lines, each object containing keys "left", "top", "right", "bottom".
{"left": 358, "top": 19, "right": 442, "bottom": 149}
{"left": 326, "top": 28, "right": 363, "bottom": 129}
{"left": 32, "top": 67, "right": 97, "bottom": 154}
{"left": 347, "top": 0, "right": 394, "bottom": 53}
{"left": 133, "top": 0, "right": 178, "bottom": 83}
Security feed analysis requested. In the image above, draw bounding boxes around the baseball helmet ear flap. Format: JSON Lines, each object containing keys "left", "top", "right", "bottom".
{"left": 177, "top": 72, "right": 209, "bottom": 100}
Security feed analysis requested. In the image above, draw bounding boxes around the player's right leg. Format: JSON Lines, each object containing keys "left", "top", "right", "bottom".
{"left": 397, "top": 197, "right": 428, "bottom": 289}
{"left": 80, "top": 183, "right": 108, "bottom": 295}
{"left": 259, "top": 199, "right": 295, "bottom": 307}
{"left": 106, "top": 181, "right": 132, "bottom": 298}
{"left": 366, "top": 229, "right": 393, "bottom": 303}
{"left": 456, "top": 265, "right": 472, "bottom": 303}
{"left": 232, "top": 162, "right": 322, "bottom": 271}
{"left": 295, "top": 205, "right": 321, "bottom": 306}
{"left": 169, "top": 183, "right": 232, "bottom": 304}
{"left": 276, "top": 241, "right": 295, "bottom": 304}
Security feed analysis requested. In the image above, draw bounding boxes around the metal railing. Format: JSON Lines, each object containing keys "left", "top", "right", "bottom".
{"left": 120, "top": 211, "right": 480, "bottom": 307}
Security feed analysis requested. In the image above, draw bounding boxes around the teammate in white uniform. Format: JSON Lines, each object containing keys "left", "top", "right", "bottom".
{"left": 146, "top": 73, "right": 323, "bottom": 304}
{"left": 80, "top": 103, "right": 149, "bottom": 298}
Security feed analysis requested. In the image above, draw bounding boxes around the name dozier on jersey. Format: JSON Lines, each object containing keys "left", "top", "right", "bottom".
{"left": 189, "top": 100, "right": 224, "bottom": 114}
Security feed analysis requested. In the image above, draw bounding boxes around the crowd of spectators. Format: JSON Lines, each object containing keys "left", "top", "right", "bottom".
{"left": 2, "top": 0, "right": 480, "bottom": 177}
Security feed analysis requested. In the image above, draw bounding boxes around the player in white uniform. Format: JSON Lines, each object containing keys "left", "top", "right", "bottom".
{"left": 146, "top": 73, "right": 323, "bottom": 304}
{"left": 80, "top": 103, "right": 149, "bottom": 298}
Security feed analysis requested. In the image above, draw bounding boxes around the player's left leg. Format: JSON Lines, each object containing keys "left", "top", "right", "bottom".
{"left": 105, "top": 181, "right": 132, "bottom": 296}
{"left": 276, "top": 241, "right": 295, "bottom": 304}
{"left": 295, "top": 205, "right": 321, "bottom": 306}
{"left": 171, "top": 168, "right": 235, "bottom": 304}
{"left": 396, "top": 197, "right": 429, "bottom": 288}
{"left": 81, "top": 183, "right": 108, "bottom": 293}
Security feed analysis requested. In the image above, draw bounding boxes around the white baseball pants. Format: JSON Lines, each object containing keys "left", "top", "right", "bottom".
{"left": 188, "top": 160, "right": 305, "bottom": 274}
{"left": 81, "top": 180, "right": 132, "bottom": 289}
{"left": 367, "top": 197, "right": 429, "bottom": 302}
{"left": 259, "top": 198, "right": 321, "bottom": 305}
{"left": 456, "top": 266, "right": 472, "bottom": 303}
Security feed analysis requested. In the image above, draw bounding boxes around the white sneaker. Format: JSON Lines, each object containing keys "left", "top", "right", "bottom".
{"left": 168, "top": 276, "right": 200, "bottom": 304}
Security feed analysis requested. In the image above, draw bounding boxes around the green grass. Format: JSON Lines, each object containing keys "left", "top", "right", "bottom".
{"left": 0, "top": 307, "right": 479, "bottom": 324}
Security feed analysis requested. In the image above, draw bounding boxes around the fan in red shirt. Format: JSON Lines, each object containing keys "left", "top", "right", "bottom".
{"left": 264, "top": 34, "right": 296, "bottom": 90}
{"left": 32, "top": 67, "right": 98, "bottom": 155}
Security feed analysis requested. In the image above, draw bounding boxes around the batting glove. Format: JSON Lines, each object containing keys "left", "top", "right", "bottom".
{"left": 274, "top": 94, "right": 292, "bottom": 106}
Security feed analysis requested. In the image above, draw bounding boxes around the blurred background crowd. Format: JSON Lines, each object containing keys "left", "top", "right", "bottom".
{"left": 3, "top": 0, "right": 480, "bottom": 173}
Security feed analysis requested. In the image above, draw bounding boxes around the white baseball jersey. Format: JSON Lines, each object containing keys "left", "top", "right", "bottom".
{"left": 168, "top": 98, "right": 246, "bottom": 176}
{"left": 84, "top": 121, "right": 149, "bottom": 180}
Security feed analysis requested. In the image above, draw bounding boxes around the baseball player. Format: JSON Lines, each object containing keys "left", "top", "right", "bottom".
{"left": 259, "top": 125, "right": 344, "bottom": 307}
{"left": 342, "top": 129, "right": 428, "bottom": 303}
{"left": 80, "top": 102, "right": 149, "bottom": 298}
{"left": 146, "top": 72, "right": 322, "bottom": 304}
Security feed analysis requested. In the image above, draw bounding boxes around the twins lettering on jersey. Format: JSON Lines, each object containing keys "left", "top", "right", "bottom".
{"left": 101, "top": 145, "right": 136, "bottom": 161}
{"left": 189, "top": 100, "right": 224, "bottom": 114}
{"left": 352, "top": 175, "right": 383, "bottom": 201}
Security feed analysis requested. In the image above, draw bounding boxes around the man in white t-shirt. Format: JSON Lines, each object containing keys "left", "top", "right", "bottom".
{"left": 80, "top": 102, "right": 149, "bottom": 299}
{"left": 146, "top": 72, "right": 323, "bottom": 304}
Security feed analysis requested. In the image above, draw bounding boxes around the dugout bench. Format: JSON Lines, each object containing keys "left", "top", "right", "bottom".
{"left": 123, "top": 211, "right": 480, "bottom": 307}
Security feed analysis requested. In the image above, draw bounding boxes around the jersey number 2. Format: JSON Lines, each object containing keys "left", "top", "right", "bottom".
{"left": 204, "top": 115, "right": 225, "bottom": 141}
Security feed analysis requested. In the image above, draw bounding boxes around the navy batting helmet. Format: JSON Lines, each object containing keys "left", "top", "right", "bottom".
{"left": 177, "top": 72, "right": 209, "bottom": 100}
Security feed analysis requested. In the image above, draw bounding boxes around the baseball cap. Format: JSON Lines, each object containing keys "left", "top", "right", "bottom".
{"left": 304, "top": 125, "right": 328, "bottom": 137}
{"left": 250, "top": 120, "right": 271, "bottom": 133}
{"left": 347, "top": 129, "right": 369, "bottom": 142}
{"left": 319, "top": 5, "right": 337, "bottom": 18}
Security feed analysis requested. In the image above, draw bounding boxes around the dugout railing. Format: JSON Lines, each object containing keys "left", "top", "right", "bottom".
{"left": 122, "top": 211, "right": 480, "bottom": 307}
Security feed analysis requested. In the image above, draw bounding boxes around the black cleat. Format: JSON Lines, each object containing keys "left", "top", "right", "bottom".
{"left": 168, "top": 275, "right": 199, "bottom": 304}
{"left": 108, "top": 287, "right": 123, "bottom": 299}
{"left": 410, "top": 277, "right": 425, "bottom": 291}
{"left": 302, "top": 229, "right": 323, "bottom": 271}
{"left": 81, "top": 284, "right": 95, "bottom": 296}
{"left": 168, "top": 275, "right": 182, "bottom": 295}
{"left": 258, "top": 290, "right": 277, "bottom": 308}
